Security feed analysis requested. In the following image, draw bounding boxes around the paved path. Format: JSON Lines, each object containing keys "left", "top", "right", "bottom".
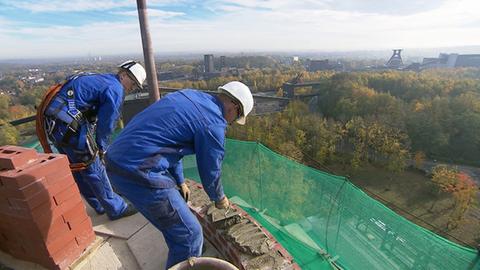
{"left": 409, "top": 159, "right": 480, "bottom": 185}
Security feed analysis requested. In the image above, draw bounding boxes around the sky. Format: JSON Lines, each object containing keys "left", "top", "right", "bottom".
{"left": 0, "top": 0, "right": 479, "bottom": 59}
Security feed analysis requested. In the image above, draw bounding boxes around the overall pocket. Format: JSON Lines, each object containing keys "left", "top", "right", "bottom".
{"left": 146, "top": 197, "right": 182, "bottom": 230}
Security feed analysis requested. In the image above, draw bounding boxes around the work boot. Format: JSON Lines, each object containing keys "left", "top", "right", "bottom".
{"left": 110, "top": 204, "right": 138, "bottom": 220}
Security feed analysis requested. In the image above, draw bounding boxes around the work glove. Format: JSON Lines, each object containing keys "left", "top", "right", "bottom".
{"left": 178, "top": 183, "right": 190, "bottom": 202}
{"left": 215, "top": 196, "right": 230, "bottom": 209}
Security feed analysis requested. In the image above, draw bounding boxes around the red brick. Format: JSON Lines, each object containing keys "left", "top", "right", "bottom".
{"left": 4, "top": 182, "right": 78, "bottom": 217}
{"left": 15, "top": 225, "right": 76, "bottom": 257}
{"left": 276, "top": 245, "right": 293, "bottom": 260}
{"left": 7, "top": 187, "right": 51, "bottom": 210}
{"left": 46, "top": 174, "right": 75, "bottom": 194}
{"left": 209, "top": 234, "right": 223, "bottom": 253}
{"left": 0, "top": 177, "right": 46, "bottom": 200}
{"left": 51, "top": 240, "right": 84, "bottom": 270}
{"left": 0, "top": 149, "right": 92, "bottom": 270}
{"left": 75, "top": 229, "right": 95, "bottom": 248}
{"left": 0, "top": 146, "right": 38, "bottom": 170}
{"left": 71, "top": 217, "right": 93, "bottom": 235}
{"left": 30, "top": 190, "right": 83, "bottom": 221}
{"left": 53, "top": 183, "right": 81, "bottom": 206}
{"left": 62, "top": 202, "right": 89, "bottom": 227}
{"left": 33, "top": 245, "right": 77, "bottom": 269}
{"left": 0, "top": 196, "right": 12, "bottom": 210}
{"left": 229, "top": 246, "right": 242, "bottom": 265}
{"left": 45, "top": 219, "right": 94, "bottom": 268}
{"left": 203, "top": 222, "right": 214, "bottom": 236}
{"left": 8, "top": 217, "right": 69, "bottom": 245}
{"left": 45, "top": 231, "right": 77, "bottom": 255}
{"left": 0, "top": 172, "right": 73, "bottom": 202}
{"left": 0, "top": 154, "right": 71, "bottom": 190}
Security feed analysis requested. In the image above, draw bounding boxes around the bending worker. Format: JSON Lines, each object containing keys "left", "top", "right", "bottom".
{"left": 105, "top": 81, "right": 254, "bottom": 268}
{"left": 43, "top": 61, "right": 145, "bottom": 220}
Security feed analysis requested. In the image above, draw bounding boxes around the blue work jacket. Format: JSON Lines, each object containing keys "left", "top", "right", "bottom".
{"left": 106, "top": 90, "right": 227, "bottom": 201}
{"left": 53, "top": 74, "right": 124, "bottom": 151}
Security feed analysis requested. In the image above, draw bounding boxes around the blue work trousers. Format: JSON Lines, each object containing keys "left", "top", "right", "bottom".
{"left": 107, "top": 170, "right": 203, "bottom": 269}
{"left": 51, "top": 124, "right": 127, "bottom": 219}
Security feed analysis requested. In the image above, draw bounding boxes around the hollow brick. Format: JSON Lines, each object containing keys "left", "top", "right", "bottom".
{"left": 0, "top": 146, "right": 38, "bottom": 170}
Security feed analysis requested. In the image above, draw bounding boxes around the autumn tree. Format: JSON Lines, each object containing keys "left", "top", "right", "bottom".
{"left": 345, "top": 117, "right": 408, "bottom": 171}
{"left": 431, "top": 166, "right": 478, "bottom": 228}
{"left": 0, "top": 121, "right": 19, "bottom": 145}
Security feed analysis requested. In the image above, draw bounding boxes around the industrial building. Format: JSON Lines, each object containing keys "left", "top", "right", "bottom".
{"left": 421, "top": 53, "right": 480, "bottom": 69}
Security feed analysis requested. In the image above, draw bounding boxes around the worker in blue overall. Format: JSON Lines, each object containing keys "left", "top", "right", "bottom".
{"left": 44, "top": 60, "right": 146, "bottom": 220}
{"left": 105, "top": 81, "right": 254, "bottom": 268}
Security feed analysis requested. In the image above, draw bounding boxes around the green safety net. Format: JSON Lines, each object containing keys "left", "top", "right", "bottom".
{"left": 22, "top": 136, "right": 479, "bottom": 270}
{"left": 183, "top": 139, "right": 480, "bottom": 270}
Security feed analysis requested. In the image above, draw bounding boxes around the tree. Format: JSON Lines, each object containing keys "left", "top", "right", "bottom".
{"left": 345, "top": 117, "right": 408, "bottom": 171}
{"left": 430, "top": 166, "right": 478, "bottom": 228}
{"left": 0, "top": 94, "right": 10, "bottom": 120}
{"left": 0, "top": 121, "right": 19, "bottom": 145}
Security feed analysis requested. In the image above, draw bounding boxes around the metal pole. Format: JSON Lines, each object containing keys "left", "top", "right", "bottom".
{"left": 136, "top": 0, "right": 160, "bottom": 103}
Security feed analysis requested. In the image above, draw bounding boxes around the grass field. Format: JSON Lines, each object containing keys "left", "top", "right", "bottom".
{"left": 328, "top": 163, "right": 480, "bottom": 248}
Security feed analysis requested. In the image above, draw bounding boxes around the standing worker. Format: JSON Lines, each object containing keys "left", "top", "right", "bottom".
{"left": 105, "top": 81, "right": 254, "bottom": 268}
{"left": 39, "top": 61, "right": 146, "bottom": 220}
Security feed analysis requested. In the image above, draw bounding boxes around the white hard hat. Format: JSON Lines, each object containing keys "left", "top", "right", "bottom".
{"left": 218, "top": 81, "right": 254, "bottom": 125}
{"left": 119, "top": 60, "right": 146, "bottom": 89}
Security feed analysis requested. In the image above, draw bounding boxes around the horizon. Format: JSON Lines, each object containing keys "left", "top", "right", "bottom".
{"left": 2, "top": 45, "right": 480, "bottom": 64}
{"left": 1, "top": 0, "right": 480, "bottom": 60}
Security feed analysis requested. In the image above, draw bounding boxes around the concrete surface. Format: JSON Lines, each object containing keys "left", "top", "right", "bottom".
{"left": 75, "top": 236, "right": 139, "bottom": 270}
{"left": 127, "top": 223, "right": 168, "bottom": 270}
{"left": 84, "top": 200, "right": 149, "bottom": 240}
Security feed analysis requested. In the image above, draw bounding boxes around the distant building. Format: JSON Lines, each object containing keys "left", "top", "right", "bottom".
{"left": 308, "top": 60, "right": 331, "bottom": 71}
{"left": 386, "top": 49, "right": 404, "bottom": 69}
{"left": 158, "top": 71, "right": 186, "bottom": 81}
{"left": 293, "top": 56, "right": 299, "bottom": 62}
{"left": 404, "top": 62, "right": 421, "bottom": 72}
{"left": 220, "top": 56, "right": 226, "bottom": 69}
{"left": 204, "top": 54, "right": 214, "bottom": 73}
{"left": 34, "top": 77, "right": 44, "bottom": 83}
{"left": 421, "top": 53, "right": 480, "bottom": 69}
{"left": 454, "top": 54, "right": 480, "bottom": 67}
{"left": 21, "top": 68, "right": 45, "bottom": 84}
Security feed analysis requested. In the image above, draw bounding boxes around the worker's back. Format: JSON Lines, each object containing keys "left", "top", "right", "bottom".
{"left": 106, "top": 89, "right": 227, "bottom": 187}
{"left": 56, "top": 73, "right": 123, "bottom": 111}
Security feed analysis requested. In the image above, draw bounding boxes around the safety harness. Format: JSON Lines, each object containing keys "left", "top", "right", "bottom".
{"left": 36, "top": 74, "right": 98, "bottom": 171}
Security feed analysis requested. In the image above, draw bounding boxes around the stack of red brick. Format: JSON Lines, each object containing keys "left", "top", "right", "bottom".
{"left": 0, "top": 145, "right": 95, "bottom": 270}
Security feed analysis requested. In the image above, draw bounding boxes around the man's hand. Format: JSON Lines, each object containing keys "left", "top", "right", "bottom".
{"left": 178, "top": 183, "right": 190, "bottom": 202}
{"left": 215, "top": 196, "right": 230, "bottom": 209}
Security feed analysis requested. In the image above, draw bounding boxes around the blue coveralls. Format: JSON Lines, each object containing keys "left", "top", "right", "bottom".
{"left": 45, "top": 73, "right": 128, "bottom": 219}
{"left": 105, "top": 90, "right": 227, "bottom": 268}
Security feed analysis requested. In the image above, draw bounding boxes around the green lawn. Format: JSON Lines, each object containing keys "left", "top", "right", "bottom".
{"left": 329, "top": 163, "right": 480, "bottom": 247}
